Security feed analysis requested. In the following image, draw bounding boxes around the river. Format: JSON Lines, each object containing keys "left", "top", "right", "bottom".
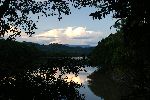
{"left": 0, "top": 57, "right": 122, "bottom": 100}
{"left": 60, "top": 67, "right": 103, "bottom": 100}
{"left": 31, "top": 66, "right": 103, "bottom": 100}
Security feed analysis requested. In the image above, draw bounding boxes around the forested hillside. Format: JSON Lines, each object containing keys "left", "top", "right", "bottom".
{"left": 89, "top": 20, "right": 150, "bottom": 99}
{"left": 0, "top": 39, "right": 93, "bottom": 70}
{"left": 23, "top": 42, "right": 94, "bottom": 57}
{"left": 90, "top": 32, "right": 124, "bottom": 66}
{"left": 0, "top": 39, "right": 41, "bottom": 74}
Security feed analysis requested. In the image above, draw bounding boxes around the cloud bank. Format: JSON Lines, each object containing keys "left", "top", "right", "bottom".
{"left": 16, "top": 26, "right": 106, "bottom": 46}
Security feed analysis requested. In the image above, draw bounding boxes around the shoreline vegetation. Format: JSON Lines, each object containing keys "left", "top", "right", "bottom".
{"left": 0, "top": 38, "right": 91, "bottom": 80}
{"left": 0, "top": 38, "right": 93, "bottom": 67}
{"left": 89, "top": 25, "right": 150, "bottom": 99}
{"left": 1, "top": 28, "right": 150, "bottom": 100}
{"left": 0, "top": 39, "right": 92, "bottom": 100}
{"left": 1, "top": 26, "right": 150, "bottom": 100}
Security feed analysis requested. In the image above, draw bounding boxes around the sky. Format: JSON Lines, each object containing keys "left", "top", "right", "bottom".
{"left": 15, "top": 4, "right": 117, "bottom": 46}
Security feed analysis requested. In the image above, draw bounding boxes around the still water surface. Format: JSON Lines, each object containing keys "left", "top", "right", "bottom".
{"left": 60, "top": 67, "right": 102, "bottom": 100}
{"left": 32, "top": 66, "right": 103, "bottom": 100}
{"left": 75, "top": 67, "right": 103, "bottom": 100}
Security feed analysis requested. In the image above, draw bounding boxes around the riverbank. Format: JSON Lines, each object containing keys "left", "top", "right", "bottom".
{"left": 88, "top": 69, "right": 122, "bottom": 100}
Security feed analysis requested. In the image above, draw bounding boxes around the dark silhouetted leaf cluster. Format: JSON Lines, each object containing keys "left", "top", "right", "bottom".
{"left": 0, "top": 65, "right": 85, "bottom": 100}
{"left": 0, "top": 0, "right": 71, "bottom": 38}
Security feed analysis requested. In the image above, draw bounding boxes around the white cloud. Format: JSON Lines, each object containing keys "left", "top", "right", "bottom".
{"left": 16, "top": 26, "right": 106, "bottom": 46}
{"left": 64, "top": 27, "right": 86, "bottom": 37}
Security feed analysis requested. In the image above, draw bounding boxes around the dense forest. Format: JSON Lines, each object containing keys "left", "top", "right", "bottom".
{"left": 0, "top": 38, "right": 93, "bottom": 71}
{"left": 23, "top": 41, "right": 93, "bottom": 57}
{"left": 89, "top": 20, "right": 150, "bottom": 99}
{"left": 0, "top": 39, "right": 41, "bottom": 70}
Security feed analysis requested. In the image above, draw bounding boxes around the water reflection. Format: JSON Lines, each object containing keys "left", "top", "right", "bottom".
{"left": 0, "top": 58, "right": 87, "bottom": 100}
{"left": 0, "top": 56, "right": 113, "bottom": 100}
{"left": 58, "top": 67, "right": 92, "bottom": 85}
{"left": 64, "top": 74, "right": 83, "bottom": 84}
{"left": 61, "top": 67, "right": 102, "bottom": 100}
{"left": 76, "top": 67, "right": 103, "bottom": 100}
{"left": 30, "top": 66, "right": 103, "bottom": 100}
{"left": 88, "top": 69, "right": 122, "bottom": 100}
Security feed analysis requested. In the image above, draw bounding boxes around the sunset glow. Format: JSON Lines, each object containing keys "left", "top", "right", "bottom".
{"left": 64, "top": 74, "right": 83, "bottom": 84}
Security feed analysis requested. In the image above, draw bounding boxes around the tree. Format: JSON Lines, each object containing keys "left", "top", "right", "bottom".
{"left": 1, "top": 0, "right": 150, "bottom": 99}
{"left": 1, "top": 0, "right": 149, "bottom": 39}
{"left": 0, "top": 0, "right": 72, "bottom": 39}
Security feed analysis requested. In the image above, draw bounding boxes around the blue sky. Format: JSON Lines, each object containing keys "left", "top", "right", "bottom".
{"left": 16, "top": 6, "right": 117, "bottom": 46}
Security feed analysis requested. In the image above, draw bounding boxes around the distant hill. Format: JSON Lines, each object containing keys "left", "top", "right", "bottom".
{"left": 0, "top": 39, "right": 41, "bottom": 69}
{"left": 22, "top": 41, "right": 94, "bottom": 57}
{"left": 64, "top": 44, "right": 92, "bottom": 48}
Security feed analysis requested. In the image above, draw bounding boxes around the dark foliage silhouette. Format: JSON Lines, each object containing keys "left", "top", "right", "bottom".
{"left": 1, "top": 0, "right": 150, "bottom": 100}
{"left": 90, "top": 20, "right": 150, "bottom": 100}
{"left": 1, "top": 0, "right": 149, "bottom": 38}
{"left": 0, "top": 39, "right": 88, "bottom": 100}
{"left": 0, "top": 55, "right": 87, "bottom": 100}
{"left": 0, "top": 0, "right": 71, "bottom": 38}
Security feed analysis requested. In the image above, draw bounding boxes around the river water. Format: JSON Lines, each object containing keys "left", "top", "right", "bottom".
{"left": 28, "top": 56, "right": 123, "bottom": 100}
{"left": 60, "top": 67, "right": 102, "bottom": 100}
{"left": 75, "top": 67, "right": 103, "bottom": 100}
{"left": 0, "top": 57, "right": 127, "bottom": 100}
{"left": 31, "top": 66, "right": 103, "bottom": 100}
{"left": 54, "top": 66, "right": 121, "bottom": 100}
